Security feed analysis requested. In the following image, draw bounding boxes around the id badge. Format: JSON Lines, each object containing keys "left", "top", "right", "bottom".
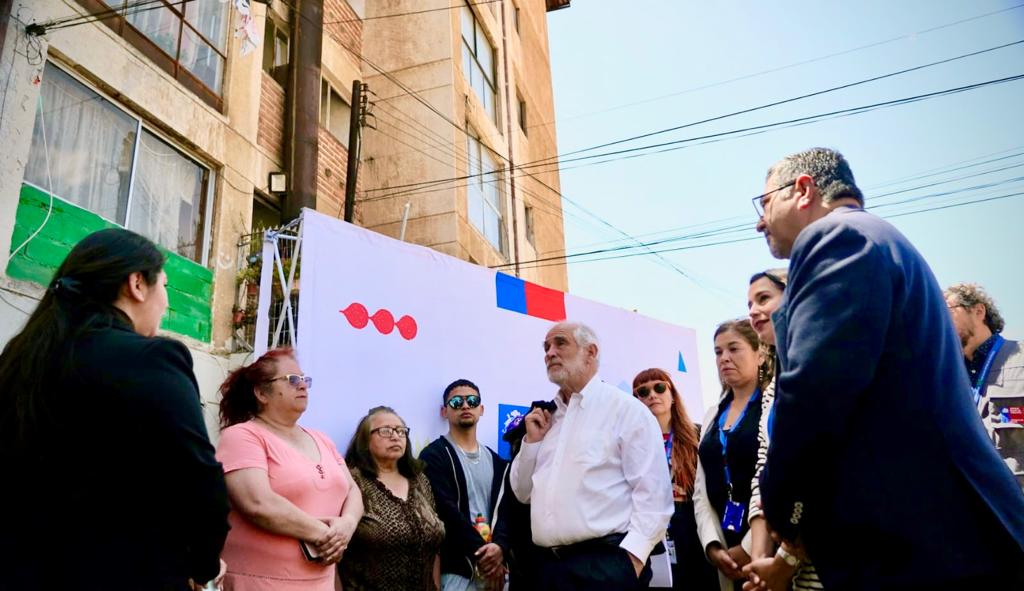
{"left": 666, "top": 539, "right": 677, "bottom": 565}
{"left": 722, "top": 500, "right": 746, "bottom": 532}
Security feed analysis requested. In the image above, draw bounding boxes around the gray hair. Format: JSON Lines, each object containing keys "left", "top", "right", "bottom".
{"left": 554, "top": 321, "right": 601, "bottom": 365}
{"left": 944, "top": 283, "right": 1005, "bottom": 334}
{"left": 766, "top": 147, "right": 864, "bottom": 205}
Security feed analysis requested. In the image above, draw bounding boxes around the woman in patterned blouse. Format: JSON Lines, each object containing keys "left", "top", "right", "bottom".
{"left": 339, "top": 406, "right": 445, "bottom": 590}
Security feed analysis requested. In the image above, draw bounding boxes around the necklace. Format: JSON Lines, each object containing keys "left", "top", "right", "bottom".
{"left": 456, "top": 443, "right": 481, "bottom": 465}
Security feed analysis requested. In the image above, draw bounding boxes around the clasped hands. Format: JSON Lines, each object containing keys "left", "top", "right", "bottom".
{"left": 309, "top": 514, "right": 359, "bottom": 565}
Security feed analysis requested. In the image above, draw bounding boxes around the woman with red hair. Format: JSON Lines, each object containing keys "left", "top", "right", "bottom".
{"left": 215, "top": 348, "right": 363, "bottom": 590}
{"left": 633, "top": 368, "right": 719, "bottom": 589}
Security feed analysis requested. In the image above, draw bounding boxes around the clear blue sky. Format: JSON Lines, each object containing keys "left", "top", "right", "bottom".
{"left": 545, "top": 0, "right": 1024, "bottom": 410}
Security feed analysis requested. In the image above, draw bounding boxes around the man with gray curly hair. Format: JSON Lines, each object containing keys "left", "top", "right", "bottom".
{"left": 944, "top": 282, "right": 1024, "bottom": 489}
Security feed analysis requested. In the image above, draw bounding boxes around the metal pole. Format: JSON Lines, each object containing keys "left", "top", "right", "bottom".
{"left": 499, "top": 0, "right": 521, "bottom": 275}
{"left": 398, "top": 202, "right": 411, "bottom": 240}
{"left": 343, "top": 80, "right": 362, "bottom": 222}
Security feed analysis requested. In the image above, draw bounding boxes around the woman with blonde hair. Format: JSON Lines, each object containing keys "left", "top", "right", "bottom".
{"left": 633, "top": 368, "right": 719, "bottom": 589}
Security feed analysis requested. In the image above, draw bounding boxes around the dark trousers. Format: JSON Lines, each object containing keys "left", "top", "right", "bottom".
{"left": 535, "top": 537, "right": 653, "bottom": 591}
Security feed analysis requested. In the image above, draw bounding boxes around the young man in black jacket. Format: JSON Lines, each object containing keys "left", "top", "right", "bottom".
{"left": 420, "top": 379, "right": 510, "bottom": 590}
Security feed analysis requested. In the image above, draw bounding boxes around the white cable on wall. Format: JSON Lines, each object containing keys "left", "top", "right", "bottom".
{"left": 9, "top": 93, "right": 55, "bottom": 261}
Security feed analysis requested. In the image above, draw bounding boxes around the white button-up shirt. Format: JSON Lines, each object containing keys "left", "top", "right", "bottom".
{"left": 509, "top": 375, "right": 673, "bottom": 563}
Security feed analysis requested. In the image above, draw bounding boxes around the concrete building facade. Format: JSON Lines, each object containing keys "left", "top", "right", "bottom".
{"left": 0, "top": 0, "right": 568, "bottom": 436}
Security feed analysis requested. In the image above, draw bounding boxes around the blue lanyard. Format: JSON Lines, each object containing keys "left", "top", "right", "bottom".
{"left": 718, "top": 388, "right": 760, "bottom": 496}
{"left": 973, "top": 335, "right": 1005, "bottom": 406}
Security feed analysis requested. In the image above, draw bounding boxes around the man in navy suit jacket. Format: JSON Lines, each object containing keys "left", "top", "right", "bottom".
{"left": 752, "top": 148, "right": 1024, "bottom": 590}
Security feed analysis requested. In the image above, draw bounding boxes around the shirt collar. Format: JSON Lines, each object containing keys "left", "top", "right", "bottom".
{"left": 971, "top": 333, "right": 1000, "bottom": 365}
{"left": 556, "top": 374, "right": 600, "bottom": 410}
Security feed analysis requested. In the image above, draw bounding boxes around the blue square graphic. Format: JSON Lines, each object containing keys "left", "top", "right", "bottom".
{"left": 495, "top": 272, "right": 527, "bottom": 314}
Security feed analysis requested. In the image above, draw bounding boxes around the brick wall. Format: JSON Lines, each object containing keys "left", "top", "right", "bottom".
{"left": 317, "top": 128, "right": 348, "bottom": 217}
{"left": 324, "top": 0, "right": 362, "bottom": 56}
{"left": 316, "top": 127, "right": 366, "bottom": 224}
{"left": 257, "top": 71, "right": 285, "bottom": 161}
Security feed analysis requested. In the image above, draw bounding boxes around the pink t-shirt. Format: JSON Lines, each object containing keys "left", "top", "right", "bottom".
{"left": 216, "top": 422, "right": 352, "bottom": 591}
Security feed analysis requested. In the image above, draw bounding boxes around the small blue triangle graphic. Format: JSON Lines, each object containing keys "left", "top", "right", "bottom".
{"left": 678, "top": 352, "right": 687, "bottom": 373}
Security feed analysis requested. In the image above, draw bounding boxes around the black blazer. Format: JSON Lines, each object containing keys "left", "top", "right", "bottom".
{"left": 762, "top": 207, "right": 1024, "bottom": 589}
{"left": 1, "top": 316, "right": 230, "bottom": 590}
{"left": 420, "top": 435, "right": 510, "bottom": 578}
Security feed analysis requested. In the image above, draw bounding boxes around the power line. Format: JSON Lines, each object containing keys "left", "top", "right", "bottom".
{"left": 496, "top": 174, "right": 1024, "bottom": 271}
{"left": 508, "top": 189, "right": 1024, "bottom": 272}
{"left": 521, "top": 2, "right": 1024, "bottom": 135}
{"left": 325, "top": 0, "right": 502, "bottom": 25}
{"left": 28, "top": 0, "right": 195, "bottom": 35}
{"left": 358, "top": 40, "right": 1024, "bottom": 196}
{"left": 363, "top": 71, "right": 1024, "bottom": 201}
{"left": 548, "top": 39, "right": 1024, "bottom": 162}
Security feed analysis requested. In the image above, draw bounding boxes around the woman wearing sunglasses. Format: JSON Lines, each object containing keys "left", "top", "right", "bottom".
{"left": 340, "top": 406, "right": 446, "bottom": 590}
{"left": 741, "top": 270, "right": 822, "bottom": 591}
{"left": 694, "top": 319, "right": 773, "bottom": 591}
{"left": 215, "top": 348, "right": 364, "bottom": 591}
{"left": 632, "top": 369, "right": 720, "bottom": 590}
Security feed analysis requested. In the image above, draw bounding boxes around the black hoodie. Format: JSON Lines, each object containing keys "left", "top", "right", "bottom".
{"left": 420, "top": 435, "right": 511, "bottom": 578}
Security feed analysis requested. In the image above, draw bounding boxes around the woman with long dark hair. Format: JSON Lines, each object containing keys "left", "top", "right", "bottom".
{"left": 215, "top": 347, "right": 363, "bottom": 591}
{"left": 339, "top": 406, "right": 445, "bottom": 590}
{"left": 0, "top": 228, "right": 230, "bottom": 590}
{"left": 742, "top": 269, "right": 823, "bottom": 591}
{"left": 632, "top": 368, "right": 720, "bottom": 590}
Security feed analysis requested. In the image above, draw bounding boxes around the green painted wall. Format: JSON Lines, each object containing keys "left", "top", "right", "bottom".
{"left": 6, "top": 183, "right": 213, "bottom": 341}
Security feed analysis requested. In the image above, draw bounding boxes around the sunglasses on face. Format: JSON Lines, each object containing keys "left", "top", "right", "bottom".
{"left": 268, "top": 374, "right": 313, "bottom": 388}
{"left": 634, "top": 382, "right": 668, "bottom": 399}
{"left": 446, "top": 394, "right": 482, "bottom": 409}
{"left": 371, "top": 426, "right": 410, "bottom": 438}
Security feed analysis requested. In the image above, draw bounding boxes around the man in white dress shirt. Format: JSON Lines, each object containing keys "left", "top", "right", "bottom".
{"left": 509, "top": 321, "right": 673, "bottom": 590}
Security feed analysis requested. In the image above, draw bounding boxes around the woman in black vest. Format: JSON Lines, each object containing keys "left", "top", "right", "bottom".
{"left": 693, "top": 319, "right": 771, "bottom": 591}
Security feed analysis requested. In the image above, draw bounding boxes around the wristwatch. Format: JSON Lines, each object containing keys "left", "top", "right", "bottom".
{"left": 776, "top": 546, "right": 802, "bottom": 568}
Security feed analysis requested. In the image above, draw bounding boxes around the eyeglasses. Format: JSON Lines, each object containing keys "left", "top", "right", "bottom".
{"left": 267, "top": 374, "right": 313, "bottom": 388}
{"left": 752, "top": 180, "right": 796, "bottom": 218}
{"left": 634, "top": 382, "right": 669, "bottom": 399}
{"left": 371, "top": 425, "right": 410, "bottom": 438}
{"left": 446, "top": 394, "right": 481, "bottom": 409}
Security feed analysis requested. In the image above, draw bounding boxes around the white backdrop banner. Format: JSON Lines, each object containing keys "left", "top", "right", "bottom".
{"left": 295, "top": 209, "right": 704, "bottom": 456}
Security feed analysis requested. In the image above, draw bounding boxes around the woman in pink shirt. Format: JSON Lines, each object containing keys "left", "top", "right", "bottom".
{"left": 216, "top": 348, "right": 363, "bottom": 590}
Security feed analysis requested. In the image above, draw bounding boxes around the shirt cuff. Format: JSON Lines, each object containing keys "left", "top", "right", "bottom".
{"left": 620, "top": 531, "right": 658, "bottom": 565}
{"left": 518, "top": 439, "right": 541, "bottom": 459}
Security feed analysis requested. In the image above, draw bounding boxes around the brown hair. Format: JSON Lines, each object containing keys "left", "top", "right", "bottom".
{"left": 632, "top": 368, "right": 698, "bottom": 494}
{"left": 218, "top": 348, "right": 295, "bottom": 428}
{"left": 713, "top": 318, "right": 773, "bottom": 393}
{"left": 749, "top": 267, "right": 789, "bottom": 381}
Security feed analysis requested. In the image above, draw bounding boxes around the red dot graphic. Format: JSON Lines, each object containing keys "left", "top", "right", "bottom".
{"left": 370, "top": 309, "right": 395, "bottom": 334}
{"left": 340, "top": 303, "right": 369, "bottom": 329}
{"left": 396, "top": 315, "right": 418, "bottom": 340}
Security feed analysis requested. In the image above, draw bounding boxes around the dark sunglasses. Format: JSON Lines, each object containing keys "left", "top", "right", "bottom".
{"left": 446, "top": 394, "right": 482, "bottom": 409}
{"left": 634, "top": 382, "right": 668, "bottom": 399}
{"left": 267, "top": 374, "right": 313, "bottom": 388}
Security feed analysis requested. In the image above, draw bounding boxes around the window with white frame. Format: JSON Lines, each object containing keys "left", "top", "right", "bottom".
{"left": 466, "top": 131, "right": 505, "bottom": 253}
{"left": 320, "top": 80, "right": 351, "bottom": 146}
{"left": 460, "top": 3, "right": 497, "bottom": 122}
{"left": 23, "top": 62, "right": 212, "bottom": 263}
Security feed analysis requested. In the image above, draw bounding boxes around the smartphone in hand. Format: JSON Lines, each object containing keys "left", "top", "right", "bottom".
{"left": 300, "top": 540, "right": 322, "bottom": 562}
